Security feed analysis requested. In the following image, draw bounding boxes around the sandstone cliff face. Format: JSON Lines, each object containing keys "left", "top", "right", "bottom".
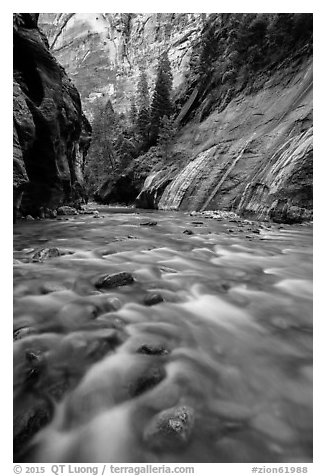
{"left": 39, "top": 13, "right": 205, "bottom": 118}
{"left": 136, "top": 55, "right": 313, "bottom": 223}
{"left": 13, "top": 14, "right": 91, "bottom": 219}
{"left": 38, "top": 13, "right": 312, "bottom": 224}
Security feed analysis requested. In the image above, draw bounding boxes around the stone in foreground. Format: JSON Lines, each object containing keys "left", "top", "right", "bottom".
{"left": 137, "top": 343, "right": 169, "bottom": 356}
{"left": 143, "top": 405, "right": 195, "bottom": 450}
{"left": 95, "top": 272, "right": 134, "bottom": 290}
{"left": 140, "top": 221, "right": 158, "bottom": 226}
{"left": 32, "top": 248, "right": 60, "bottom": 262}
{"left": 143, "top": 293, "right": 164, "bottom": 306}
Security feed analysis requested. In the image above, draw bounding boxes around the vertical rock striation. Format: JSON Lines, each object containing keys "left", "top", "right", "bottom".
{"left": 136, "top": 55, "right": 313, "bottom": 223}
{"left": 39, "top": 13, "right": 205, "bottom": 118}
{"left": 13, "top": 13, "right": 91, "bottom": 219}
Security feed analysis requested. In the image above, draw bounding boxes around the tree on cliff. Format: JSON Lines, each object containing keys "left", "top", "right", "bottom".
{"left": 157, "top": 115, "right": 177, "bottom": 161}
{"left": 84, "top": 99, "right": 117, "bottom": 195}
{"left": 150, "top": 51, "right": 173, "bottom": 145}
{"left": 84, "top": 99, "right": 136, "bottom": 195}
{"left": 136, "top": 68, "right": 151, "bottom": 149}
{"left": 129, "top": 95, "right": 137, "bottom": 129}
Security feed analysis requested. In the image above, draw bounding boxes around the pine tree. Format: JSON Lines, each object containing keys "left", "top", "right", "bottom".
{"left": 84, "top": 99, "right": 117, "bottom": 195}
{"left": 136, "top": 68, "right": 151, "bottom": 147}
{"left": 157, "top": 115, "right": 176, "bottom": 161}
{"left": 150, "top": 50, "right": 173, "bottom": 144}
{"left": 129, "top": 95, "right": 137, "bottom": 129}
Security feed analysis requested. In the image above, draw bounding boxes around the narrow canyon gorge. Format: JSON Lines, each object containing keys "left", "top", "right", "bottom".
{"left": 13, "top": 13, "right": 313, "bottom": 465}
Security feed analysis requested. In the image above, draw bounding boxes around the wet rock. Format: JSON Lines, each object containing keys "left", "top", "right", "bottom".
{"left": 44, "top": 208, "right": 57, "bottom": 218}
{"left": 183, "top": 229, "right": 194, "bottom": 235}
{"left": 13, "top": 398, "right": 53, "bottom": 461}
{"left": 137, "top": 344, "right": 169, "bottom": 356}
{"left": 252, "top": 229, "right": 260, "bottom": 234}
{"left": 217, "top": 283, "right": 230, "bottom": 293}
{"left": 40, "top": 282, "right": 67, "bottom": 294}
{"left": 140, "top": 221, "right": 158, "bottom": 226}
{"left": 31, "top": 248, "right": 60, "bottom": 262}
{"left": 143, "top": 405, "right": 195, "bottom": 450}
{"left": 80, "top": 208, "right": 99, "bottom": 215}
{"left": 97, "top": 314, "right": 126, "bottom": 330}
{"left": 57, "top": 206, "right": 78, "bottom": 216}
{"left": 86, "top": 330, "right": 124, "bottom": 361}
{"left": 95, "top": 272, "right": 134, "bottom": 290}
{"left": 13, "top": 14, "right": 90, "bottom": 218}
{"left": 129, "top": 365, "right": 166, "bottom": 397}
{"left": 191, "top": 221, "right": 204, "bottom": 225}
{"left": 24, "top": 350, "right": 45, "bottom": 388}
{"left": 227, "top": 229, "right": 235, "bottom": 233}
{"left": 13, "top": 327, "right": 33, "bottom": 341}
{"left": 143, "top": 293, "right": 164, "bottom": 306}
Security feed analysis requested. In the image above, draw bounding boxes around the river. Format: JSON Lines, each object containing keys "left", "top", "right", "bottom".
{"left": 13, "top": 206, "right": 313, "bottom": 463}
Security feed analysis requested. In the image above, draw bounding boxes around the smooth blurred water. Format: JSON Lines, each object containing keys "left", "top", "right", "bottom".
{"left": 13, "top": 207, "right": 313, "bottom": 463}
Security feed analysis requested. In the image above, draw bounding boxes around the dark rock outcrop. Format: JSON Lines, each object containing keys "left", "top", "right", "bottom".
{"left": 13, "top": 14, "right": 91, "bottom": 219}
{"left": 94, "top": 174, "right": 139, "bottom": 205}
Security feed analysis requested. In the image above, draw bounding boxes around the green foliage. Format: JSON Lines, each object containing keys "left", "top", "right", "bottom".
{"left": 150, "top": 51, "right": 173, "bottom": 144}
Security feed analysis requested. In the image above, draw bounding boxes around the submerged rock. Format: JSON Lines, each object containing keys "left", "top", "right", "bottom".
{"left": 57, "top": 206, "right": 78, "bottom": 216}
{"left": 183, "top": 229, "right": 194, "bottom": 235}
{"left": 140, "top": 221, "right": 158, "bottom": 227}
{"left": 137, "top": 343, "right": 169, "bottom": 356}
{"left": 95, "top": 272, "right": 134, "bottom": 290}
{"left": 13, "top": 398, "right": 53, "bottom": 461}
{"left": 143, "top": 405, "right": 195, "bottom": 450}
{"left": 44, "top": 209, "right": 57, "bottom": 219}
{"left": 129, "top": 365, "right": 166, "bottom": 397}
{"left": 143, "top": 293, "right": 164, "bottom": 306}
{"left": 31, "top": 248, "right": 60, "bottom": 262}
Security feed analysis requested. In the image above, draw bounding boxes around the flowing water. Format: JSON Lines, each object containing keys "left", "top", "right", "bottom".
{"left": 13, "top": 207, "right": 313, "bottom": 463}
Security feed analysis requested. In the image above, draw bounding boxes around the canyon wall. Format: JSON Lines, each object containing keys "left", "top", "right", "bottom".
{"left": 137, "top": 55, "right": 313, "bottom": 223}
{"left": 13, "top": 14, "right": 91, "bottom": 219}
{"left": 39, "top": 13, "right": 205, "bottom": 119}
{"left": 39, "top": 13, "right": 312, "bottom": 223}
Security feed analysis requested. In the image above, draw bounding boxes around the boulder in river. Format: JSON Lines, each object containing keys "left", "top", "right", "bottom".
{"left": 140, "top": 221, "right": 158, "bottom": 226}
{"left": 137, "top": 343, "right": 169, "bottom": 356}
{"left": 143, "top": 405, "right": 195, "bottom": 450}
{"left": 129, "top": 365, "right": 166, "bottom": 397}
{"left": 183, "top": 229, "right": 194, "bottom": 235}
{"left": 143, "top": 293, "right": 164, "bottom": 306}
{"left": 57, "top": 206, "right": 78, "bottom": 216}
{"left": 32, "top": 248, "right": 60, "bottom": 262}
{"left": 95, "top": 272, "right": 134, "bottom": 290}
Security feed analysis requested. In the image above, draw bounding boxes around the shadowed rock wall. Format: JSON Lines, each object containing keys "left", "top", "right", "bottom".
{"left": 13, "top": 13, "right": 91, "bottom": 220}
